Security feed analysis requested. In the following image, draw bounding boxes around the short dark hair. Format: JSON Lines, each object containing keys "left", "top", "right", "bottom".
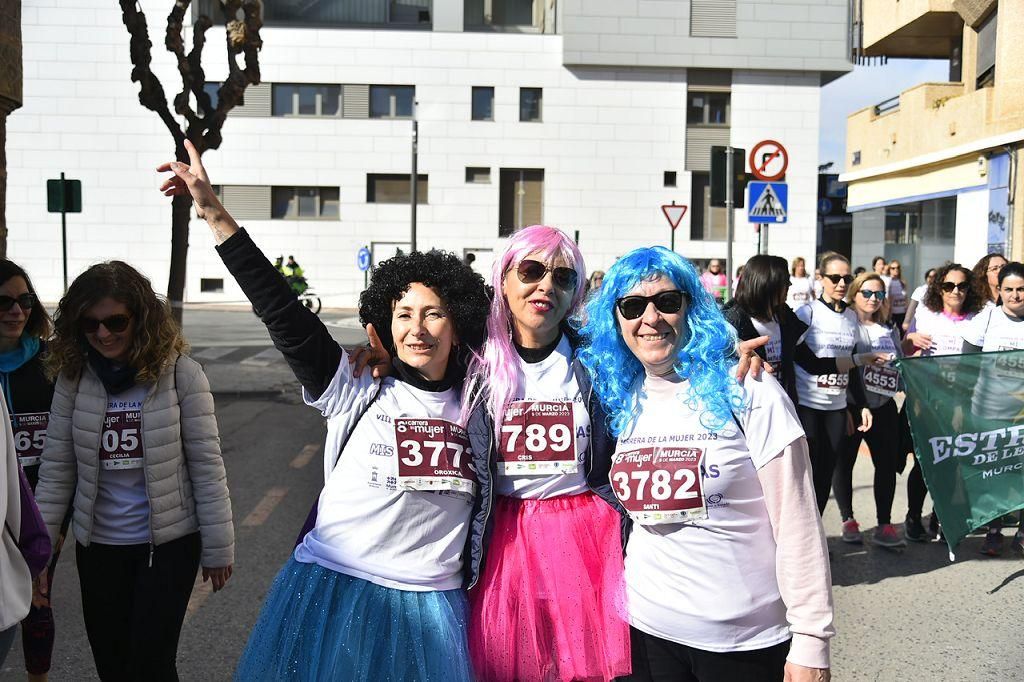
{"left": 358, "top": 250, "right": 490, "bottom": 364}
{"left": 923, "top": 263, "right": 984, "bottom": 315}
{"left": 0, "top": 259, "right": 52, "bottom": 340}
{"left": 734, "top": 255, "right": 789, "bottom": 321}
{"left": 872, "top": 256, "right": 886, "bottom": 268}
{"left": 998, "top": 262, "right": 1024, "bottom": 287}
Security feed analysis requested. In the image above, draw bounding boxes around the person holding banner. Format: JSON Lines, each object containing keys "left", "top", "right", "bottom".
{"left": 160, "top": 143, "right": 491, "bottom": 681}
{"left": 961, "top": 261, "right": 1024, "bottom": 556}
{"left": 901, "top": 263, "right": 985, "bottom": 541}
{"left": 831, "top": 273, "right": 905, "bottom": 548}
{"left": 579, "top": 246, "right": 834, "bottom": 682}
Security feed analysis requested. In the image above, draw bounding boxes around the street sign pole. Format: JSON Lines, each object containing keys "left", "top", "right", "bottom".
{"left": 410, "top": 101, "right": 418, "bottom": 253}
{"left": 661, "top": 202, "right": 687, "bottom": 252}
{"left": 60, "top": 172, "right": 68, "bottom": 293}
{"left": 725, "top": 147, "right": 734, "bottom": 296}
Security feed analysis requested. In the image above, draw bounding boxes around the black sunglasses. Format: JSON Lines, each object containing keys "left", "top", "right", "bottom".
{"left": 858, "top": 290, "right": 886, "bottom": 301}
{"left": 0, "top": 293, "right": 37, "bottom": 313}
{"left": 823, "top": 274, "right": 854, "bottom": 286}
{"left": 940, "top": 281, "right": 969, "bottom": 293}
{"left": 616, "top": 290, "right": 690, "bottom": 320}
{"left": 514, "top": 259, "right": 579, "bottom": 291}
{"left": 81, "top": 314, "right": 132, "bottom": 334}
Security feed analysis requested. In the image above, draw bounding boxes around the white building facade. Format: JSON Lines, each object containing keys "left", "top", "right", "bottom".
{"left": 8, "top": 0, "right": 852, "bottom": 307}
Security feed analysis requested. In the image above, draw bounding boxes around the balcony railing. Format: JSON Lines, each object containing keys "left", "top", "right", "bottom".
{"left": 873, "top": 95, "right": 900, "bottom": 116}
{"left": 194, "top": 0, "right": 432, "bottom": 28}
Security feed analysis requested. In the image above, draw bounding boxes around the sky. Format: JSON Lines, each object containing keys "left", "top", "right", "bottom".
{"left": 818, "top": 58, "right": 951, "bottom": 172}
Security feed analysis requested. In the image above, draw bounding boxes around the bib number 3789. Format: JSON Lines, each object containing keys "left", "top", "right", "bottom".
{"left": 499, "top": 400, "right": 577, "bottom": 475}
{"left": 395, "top": 418, "right": 477, "bottom": 494}
{"left": 609, "top": 446, "right": 707, "bottom": 525}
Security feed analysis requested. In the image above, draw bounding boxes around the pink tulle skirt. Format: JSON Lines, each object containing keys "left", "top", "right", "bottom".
{"left": 469, "top": 492, "right": 632, "bottom": 682}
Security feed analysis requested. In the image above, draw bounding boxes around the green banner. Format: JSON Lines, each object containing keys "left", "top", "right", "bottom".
{"left": 898, "top": 350, "right": 1024, "bottom": 555}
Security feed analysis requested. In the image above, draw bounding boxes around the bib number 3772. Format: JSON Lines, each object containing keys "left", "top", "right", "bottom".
{"left": 609, "top": 446, "right": 707, "bottom": 525}
{"left": 499, "top": 400, "right": 577, "bottom": 475}
{"left": 395, "top": 418, "right": 477, "bottom": 494}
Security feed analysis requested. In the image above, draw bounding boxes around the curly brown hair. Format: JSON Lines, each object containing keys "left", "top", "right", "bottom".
{"left": 45, "top": 261, "right": 187, "bottom": 382}
{"left": 922, "top": 263, "right": 985, "bottom": 315}
{"left": 0, "top": 259, "right": 52, "bottom": 340}
{"left": 971, "top": 252, "right": 1008, "bottom": 303}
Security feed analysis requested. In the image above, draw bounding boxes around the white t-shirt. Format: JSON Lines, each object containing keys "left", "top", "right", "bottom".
{"left": 888, "top": 279, "right": 908, "bottom": 314}
{"left": 616, "top": 372, "right": 806, "bottom": 653}
{"left": 964, "top": 306, "right": 1024, "bottom": 420}
{"left": 910, "top": 284, "right": 928, "bottom": 303}
{"left": 91, "top": 385, "right": 151, "bottom": 545}
{"left": 962, "top": 305, "right": 1024, "bottom": 352}
{"left": 787, "top": 277, "right": 815, "bottom": 311}
{"left": 908, "top": 306, "right": 977, "bottom": 356}
{"left": 495, "top": 335, "right": 591, "bottom": 499}
{"left": 794, "top": 300, "right": 858, "bottom": 410}
{"left": 295, "top": 355, "right": 475, "bottom": 592}
{"left": 853, "top": 322, "right": 901, "bottom": 409}
{"left": 751, "top": 317, "right": 784, "bottom": 389}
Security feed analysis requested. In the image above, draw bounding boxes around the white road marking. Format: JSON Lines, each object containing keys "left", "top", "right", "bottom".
{"left": 240, "top": 347, "right": 284, "bottom": 367}
{"left": 192, "top": 346, "right": 238, "bottom": 361}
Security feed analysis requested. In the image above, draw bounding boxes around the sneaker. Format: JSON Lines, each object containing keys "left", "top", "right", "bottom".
{"left": 927, "top": 512, "right": 941, "bottom": 540}
{"left": 872, "top": 524, "right": 907, "bottom": 548}
{"left": 841, "top": 519, "right": 863, "bottom": 544}
{"left": 905, "top": 516, "right": 929, "bottom": 542}
{"left": 1011, "top": 532, "right": 1024, "bottom": 556}
{"left": 980, "top": 531, "right": 1004, "bottom": 557}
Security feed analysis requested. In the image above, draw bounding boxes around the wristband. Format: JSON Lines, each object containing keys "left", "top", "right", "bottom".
{"left": 852, "top": 354, "right": 862, "bottom": 367}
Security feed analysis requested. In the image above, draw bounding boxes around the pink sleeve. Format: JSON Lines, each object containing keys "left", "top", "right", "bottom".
{"left": 756, "top": 437, "right": 835, "bottom": 670}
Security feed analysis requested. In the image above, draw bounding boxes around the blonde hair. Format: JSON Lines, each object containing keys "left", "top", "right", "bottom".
{"left": 846, "top": 272, "right": 887, "bottom": 323}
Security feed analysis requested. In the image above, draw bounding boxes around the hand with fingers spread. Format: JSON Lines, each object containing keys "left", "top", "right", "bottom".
{"left": 348, "top": 323, "right": 394, "bottom": 379}
{"left": 735, "top": 335, "right": 775, "bottom": 382}
{"left": 157, "top": 139, "right": 239, "bottom": 243}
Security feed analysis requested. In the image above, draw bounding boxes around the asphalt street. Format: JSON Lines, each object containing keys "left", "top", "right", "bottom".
{"left": 1, "top": 309, "right": 1022, "bottom": 681}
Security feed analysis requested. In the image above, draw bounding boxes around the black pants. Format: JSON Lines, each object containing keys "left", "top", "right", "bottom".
{"left": 797, "top": 406, "right": 848, "bottom": 514}
{"left": 832, "top": 400, "right": 900, "bottom": 525}
{"left": 620, "top": 626, "right": 790, "bottom": 682}
{"left": 76, "top": 532, "right": 201, "bottom": 682}
{"left": 906, "top": 455, "right": 931, "bottom": 521}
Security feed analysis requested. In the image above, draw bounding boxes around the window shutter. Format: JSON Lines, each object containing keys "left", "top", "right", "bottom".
{"left": 222, "top": 185, "right": 271, "bottom": 220}
{"left": 975, "top": 10, "right": 997, "bottom": 82}
{"left": 343, "top": 84, "right": 370, "bottom": 118}
{"left": 686, "top": 127, "right": 730, "bottom": 172}
{"left": 230, "top": 83, "right": 271, "bottom": 117}
{"left": 690, "top": 0, "right": 737, "bottom": 38}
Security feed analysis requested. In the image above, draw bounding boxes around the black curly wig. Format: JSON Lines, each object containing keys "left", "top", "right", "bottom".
{"left": 358, "top": 250, "right": 491, "bottom": 361}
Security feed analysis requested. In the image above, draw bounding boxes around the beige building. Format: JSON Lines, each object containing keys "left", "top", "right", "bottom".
{"left": 842, "top": 0, "right": 1022, "bottom": 286}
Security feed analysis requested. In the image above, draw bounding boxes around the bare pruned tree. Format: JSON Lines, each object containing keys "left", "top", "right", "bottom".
{"left": 119, "top": 0, "right": 262, "bottom": 319}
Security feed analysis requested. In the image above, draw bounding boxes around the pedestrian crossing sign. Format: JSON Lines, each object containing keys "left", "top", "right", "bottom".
{"left": 747, "top": 181, "right": 787, "bottom": 224}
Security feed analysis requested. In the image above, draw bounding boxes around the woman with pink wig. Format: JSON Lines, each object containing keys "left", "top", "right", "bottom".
{"left": 460, "top": 225, "right": 631, "bottom": 681}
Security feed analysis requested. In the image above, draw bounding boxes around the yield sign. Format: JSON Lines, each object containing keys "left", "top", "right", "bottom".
{"left": 749, "top": 140, "right": 788, "bottom": 182}
{"left": 661, "top": 203, "right": 688, "bottom": 230}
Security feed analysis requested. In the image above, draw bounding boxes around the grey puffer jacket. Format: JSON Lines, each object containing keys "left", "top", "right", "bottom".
{"left": 34, "top": 354, "right": 234, "bottom": 568}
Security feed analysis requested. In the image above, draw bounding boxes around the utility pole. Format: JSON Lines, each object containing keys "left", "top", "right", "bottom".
{"left": 725, "top": 145, "right": 735, "bottom": 297}
{"left": 410, "top": 99, "right": 418, "bottom": 252}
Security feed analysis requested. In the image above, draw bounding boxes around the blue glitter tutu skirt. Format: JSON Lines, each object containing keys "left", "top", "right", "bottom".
{"left": 234, "top": 558, "right": 474, "bottom": 681}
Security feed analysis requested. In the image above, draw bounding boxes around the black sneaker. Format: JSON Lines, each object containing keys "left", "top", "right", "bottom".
{"left": 905, "top": 515, "right": 929, "bottom": 543}
{"left": 927, "top": 512, "right": 941, "bottom": 540}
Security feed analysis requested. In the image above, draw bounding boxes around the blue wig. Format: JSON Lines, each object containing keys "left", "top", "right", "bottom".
{"left": 577, "top": 246, "right": 745, "bottom": 436}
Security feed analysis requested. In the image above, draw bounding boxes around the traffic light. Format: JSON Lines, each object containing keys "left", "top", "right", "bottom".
{"left": 710, "top": 146, "right": 746, "bottom": 209}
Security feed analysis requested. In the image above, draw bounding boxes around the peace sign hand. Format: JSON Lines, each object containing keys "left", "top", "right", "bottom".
{"left": 156, "top": 139, "right": 219, "bottom": 221}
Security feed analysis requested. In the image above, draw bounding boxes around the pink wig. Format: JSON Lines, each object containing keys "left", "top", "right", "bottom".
{"left": 461, "top": 225, "right": 587, "bottom": 432}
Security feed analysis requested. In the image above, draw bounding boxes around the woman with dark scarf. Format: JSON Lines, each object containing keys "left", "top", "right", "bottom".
{"left": 33, "top": 261, "right": 234, "bottom": 680}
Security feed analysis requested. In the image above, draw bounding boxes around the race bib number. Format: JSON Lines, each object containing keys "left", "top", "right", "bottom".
{"left": 891, "top": 295, "right": 906, "bottom": 310}
{"left": 864, "top": 365, "right": 899, "bottom": 397}
{"left": 609, "top": 446, "right": 707, "bottom": 526}
{"left": 815, "top": 373, "right": 849, "bottom": 395}
{"left": 11, "top": 412, "right": 48, "bottom": 467}
{"left": 499, "top": 401, "right": 577, "bottom": 475}
{"left": 765, "top": 338, "right": 782, "bottom": 366}
{"left": 995, "top": 349, "right": 1024, "bottom": 378}
{"left": 395, "top": 419, "right": 477, "bottom": 494}
{"left": 792, "top": 291, "right": 809, "bottom": 303}
{"left": 101, "top": 409, "right": 143, "bottom": 470}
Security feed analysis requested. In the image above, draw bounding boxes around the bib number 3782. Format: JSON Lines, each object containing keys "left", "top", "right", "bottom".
{"left": 395, "top": 418, "right": 477, "bottom": 494}
{"left": 610, "top": 446, "right": 707, "bottom": 525}
{"left": 499, "top": 400, "right": 577, "bottom": 475}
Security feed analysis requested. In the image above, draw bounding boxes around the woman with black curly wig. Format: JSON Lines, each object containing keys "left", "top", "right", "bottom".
{"left": 160, "top": 142, "right": 490, "bottom": 681}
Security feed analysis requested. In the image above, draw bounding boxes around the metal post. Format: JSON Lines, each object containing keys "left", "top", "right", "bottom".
{"left": 573, "top": 229, "right": 579, "bottom": 245}
{"left": 410, "top": 101, "right": 418, "bottom": 252}
{"left": 60, "top": 171, "right": 68, "bottom": 293}
{"left": 725, "top": 146, "right": 735, "bottom": 295}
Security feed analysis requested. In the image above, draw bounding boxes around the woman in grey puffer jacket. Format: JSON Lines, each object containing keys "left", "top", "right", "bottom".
{"left": 33, "top": 261, "right": 234, "bottom": 681}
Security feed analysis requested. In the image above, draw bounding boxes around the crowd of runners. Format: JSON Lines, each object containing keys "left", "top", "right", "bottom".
{"left": 1, "top": 139, "right": 1022, "bottom": 681}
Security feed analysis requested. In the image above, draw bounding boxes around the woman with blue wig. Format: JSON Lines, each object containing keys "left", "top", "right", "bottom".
{"left": 579, "top": 247, "right": 835, "bottom": 682}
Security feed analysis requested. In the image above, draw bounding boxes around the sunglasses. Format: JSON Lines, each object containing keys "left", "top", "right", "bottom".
{"left": 0, "top": 293, "right": 37, "bottom": 313}
{"left": 616, "top": 290, "right": 690, "bottom": 320}
{"left": 514, "top": 259, "right": 579, "bottom": 290}
{"left": 823, "top": 274, "right": 854, "bottom": 286}
{"left": 940, "top": 281, "right": 969, "bottom": 293}
{"left": 81, "top": 314, "right": 132, "bottom": 334}
{"left": 858, "top": 290, "right": 886, "bottom": 301}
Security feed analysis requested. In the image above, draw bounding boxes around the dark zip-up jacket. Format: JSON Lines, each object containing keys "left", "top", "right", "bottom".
{"left": 462, "top": 330, "right": 622, "bottom": 590}
{"left": 2, "top": 343, "right": 55, "bottom": 488}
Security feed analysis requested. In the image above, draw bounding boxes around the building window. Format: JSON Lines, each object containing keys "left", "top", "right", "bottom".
{"left": 976, "top": 9, "right": 997, "bottom": 88}
{"left": 367, "top": 174, "right": 428, "bottom": 203}
{"left": 272, "top": 84, "right": 341, "bottom": 117}
{"left": 200, "top": 278, "right": 224, "bottom": 293}
{"left": 852, "top": 150, "right": 861, "bottom": 166}
{"left": 465, "top": 0, "right": 546, "bottom": 30}
{"left": 197, "top": 0, "right": 432, "bottom": 27}
{"left": 499, "top": 168, "right": 543, "bottom": 237}
{"left": 472, "top": 86, "right": 494, "bottom": 121}
{"left": 466, "top": 167, "right": 491, "bottom": 183}
{"left": 370, "top": 85, "right": 414, "bottom": 119}
{"left": 689, "top": 172, "right": 727, "bottom": 241}
{"left": 519, "top": 88, "right": 542, "bottom": 122}
{"left": 687, "top": 92, "right": 729, "bottom": 126}
{"left": 271, "top": 187, "right": 340, "bottom": 219}
{"left": 664, "top": 171, "right": 677, "bottom": 187}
